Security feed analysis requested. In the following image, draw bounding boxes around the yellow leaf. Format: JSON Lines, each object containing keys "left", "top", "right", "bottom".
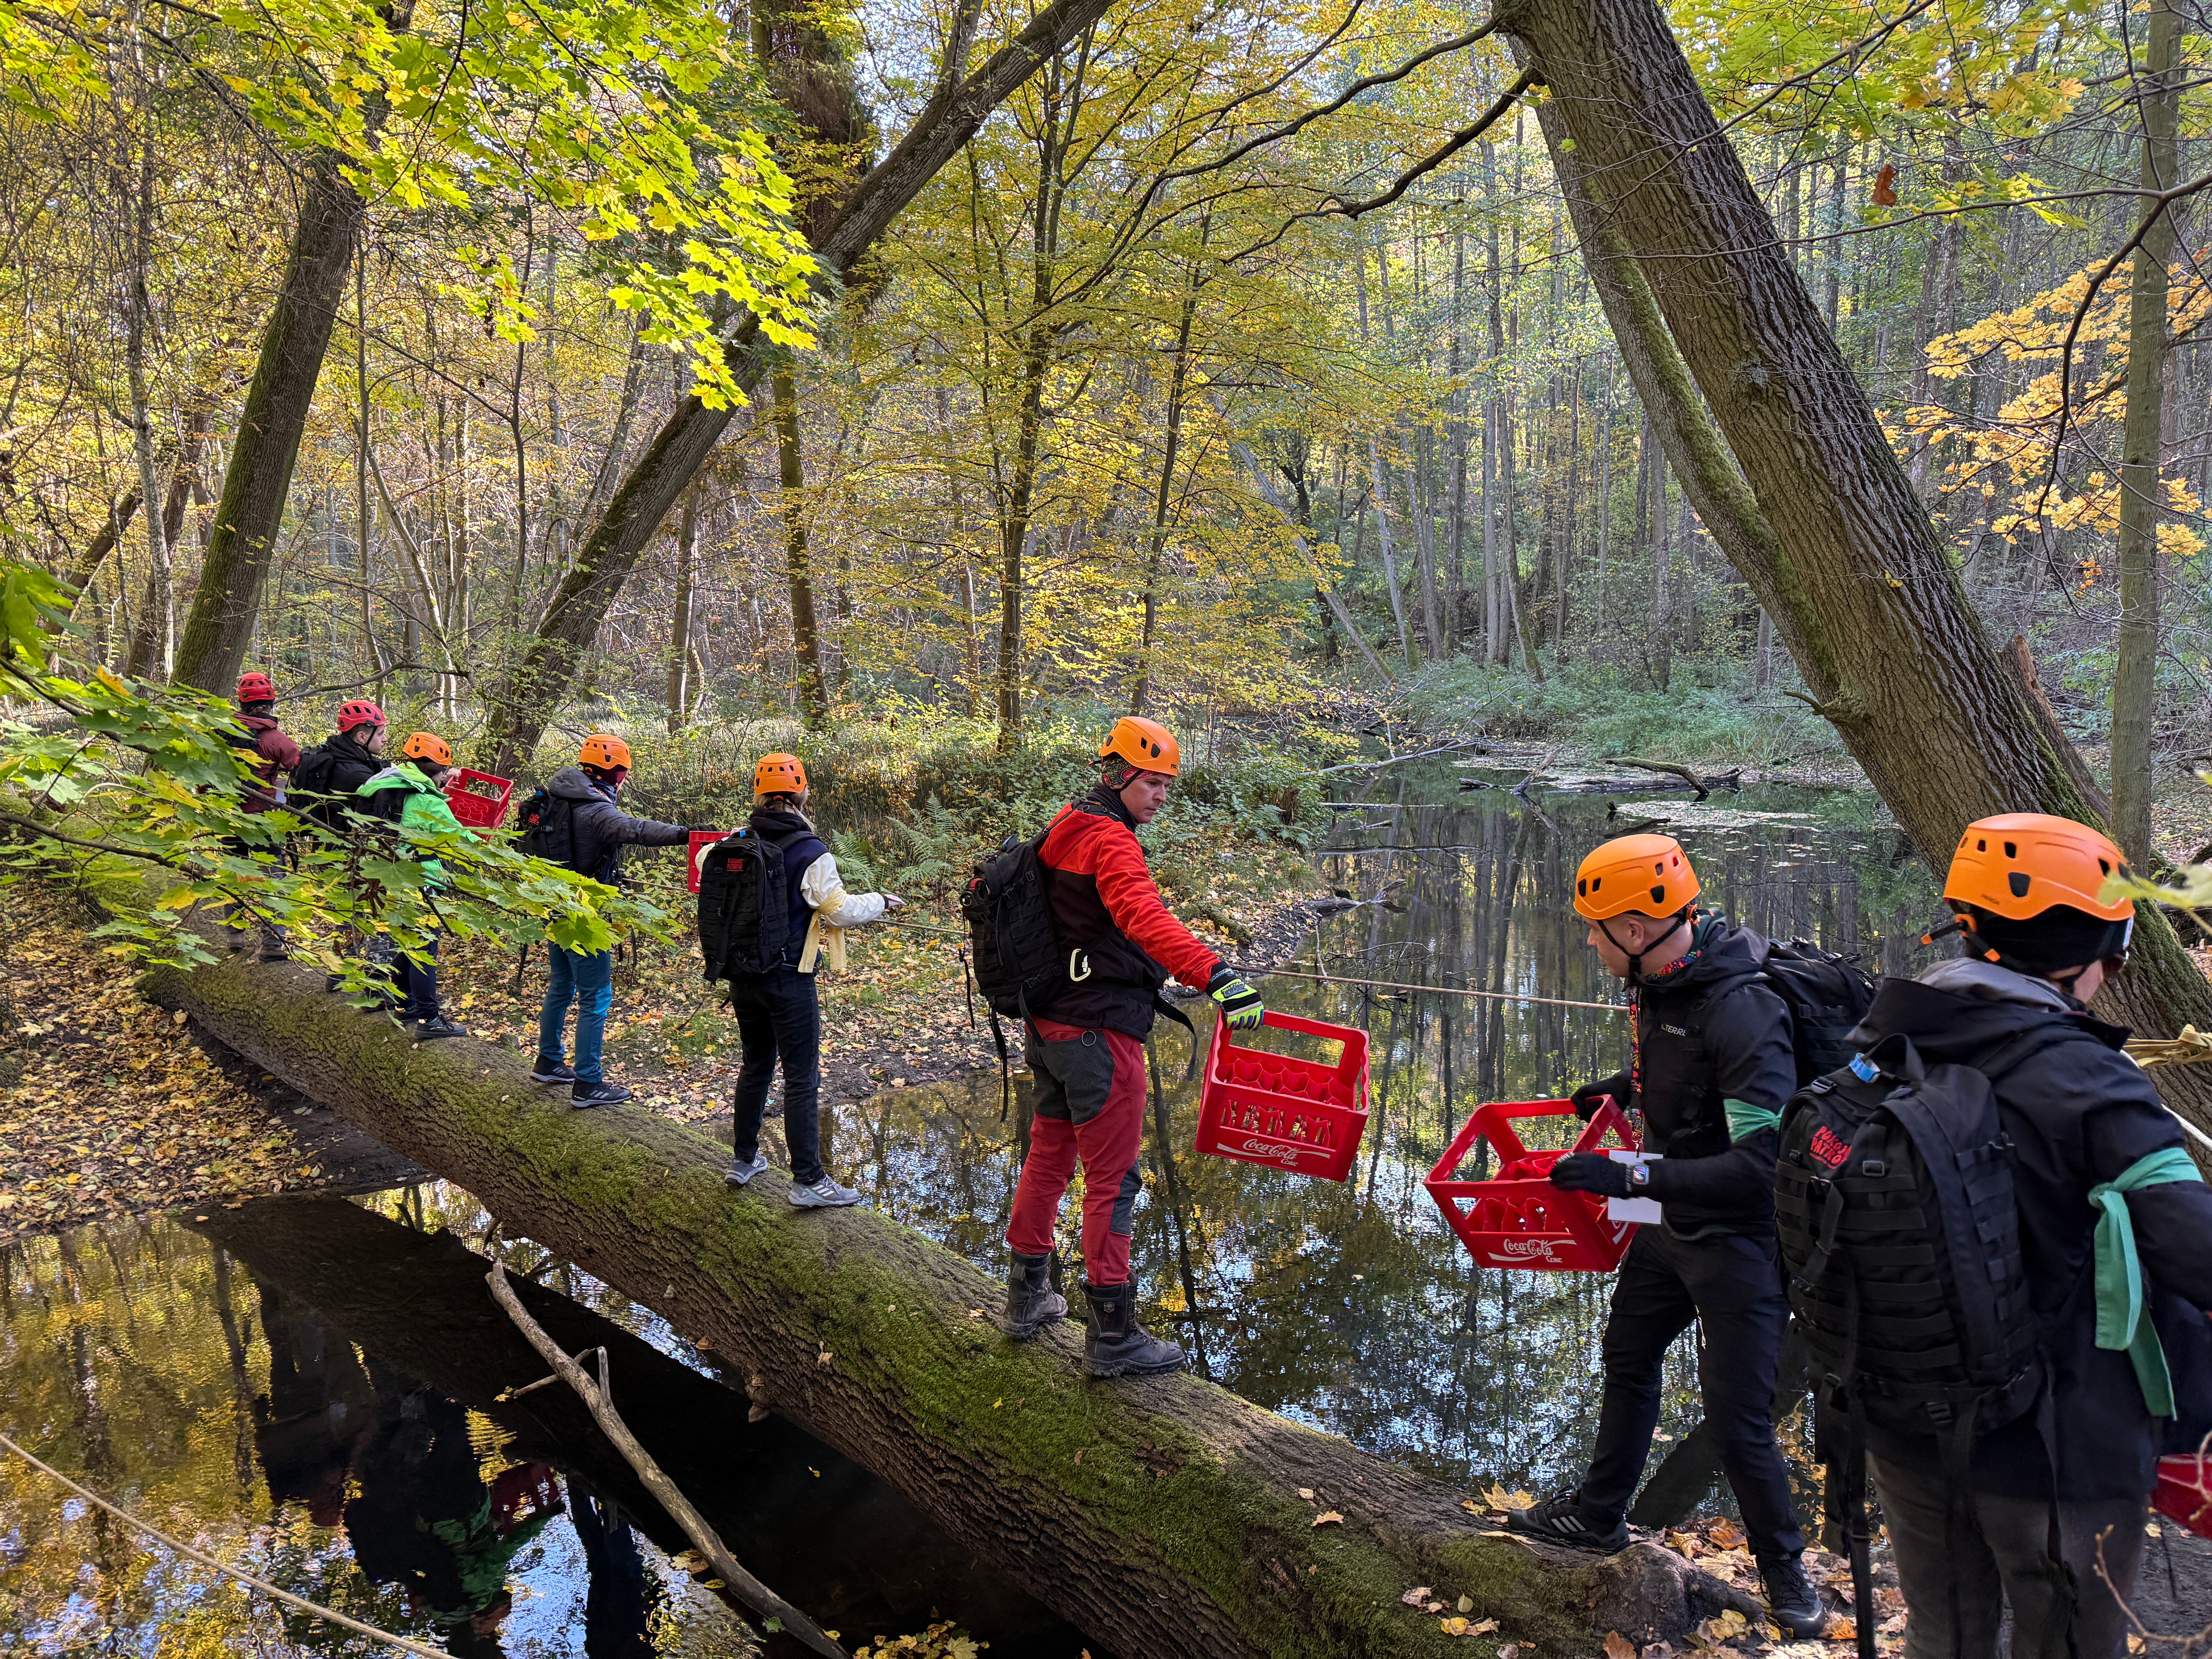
{"left": 1313, "top": 1510, "right": 1343, "bottom": 1527}
{"left": 1472, "top": 1620, "right": 1499, "bottom": 1635}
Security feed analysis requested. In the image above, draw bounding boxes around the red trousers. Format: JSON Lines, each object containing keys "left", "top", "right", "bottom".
{"left": 1005, "top": 1018, "right": 1147, "bottom": 1286}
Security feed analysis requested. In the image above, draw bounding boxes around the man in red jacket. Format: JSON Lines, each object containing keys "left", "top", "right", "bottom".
{"left": 1001, "top": 716, "right": 1266, "bottom": 1377}
{"left": 225, "top": 671, "right": 302, "bottom": 960}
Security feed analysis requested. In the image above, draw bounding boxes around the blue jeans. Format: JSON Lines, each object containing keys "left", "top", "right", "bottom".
{"left": 730, "top": 966, "right": 823, "bottom": 1186}
{"left": 538, "top": 947, "right": 615, "bottom": 1082}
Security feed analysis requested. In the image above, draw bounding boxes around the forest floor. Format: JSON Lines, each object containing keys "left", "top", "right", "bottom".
{"left": 0, "top": 834, "right": 1321, "bottom": 1242}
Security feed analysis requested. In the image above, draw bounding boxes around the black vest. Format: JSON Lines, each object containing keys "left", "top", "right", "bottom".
{"left": 1635, "top": 965, "right": 1762, "bottom": 1159}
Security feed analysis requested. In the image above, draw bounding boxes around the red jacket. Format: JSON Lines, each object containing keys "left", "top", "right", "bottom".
{"left": 234, "top": 714, "right": 300, "bottom": 814}
{"left": 1037, "top": 787, "right": 1221, "bottom": 1037}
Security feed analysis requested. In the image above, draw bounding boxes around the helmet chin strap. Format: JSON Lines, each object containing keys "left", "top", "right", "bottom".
{"left": 1600, "top": 909, "right": 1691, "bottom": 988}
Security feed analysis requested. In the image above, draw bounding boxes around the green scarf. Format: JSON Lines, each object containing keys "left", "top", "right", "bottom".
{"left": 2088, "top": 1145, "right": 2203, "bottom": 1417}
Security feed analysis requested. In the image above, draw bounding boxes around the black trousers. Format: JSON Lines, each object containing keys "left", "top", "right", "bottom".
{"left": 1578, "top": 1225, "right": 1806, "bottom": 1559}
{"left": 730, "top": 966, "right": 824, "bottom": 1187}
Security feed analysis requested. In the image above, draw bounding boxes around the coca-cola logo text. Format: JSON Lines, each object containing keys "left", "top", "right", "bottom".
{"left": 1492, "top": 1238, "right": 1562, "bottom": 1262}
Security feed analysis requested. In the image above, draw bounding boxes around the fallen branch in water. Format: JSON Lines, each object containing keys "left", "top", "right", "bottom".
{"left": 1314, "top": 741, "right": 1486, "bottom": 774}
{"left": 486, "top": 1259, "right": 850, "bottom": 1659}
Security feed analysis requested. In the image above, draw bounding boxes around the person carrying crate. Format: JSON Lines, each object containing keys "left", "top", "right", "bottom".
{"left": 356, "top": 732, "right": 474, "bottom": 1041}
{"left": 996, "top": 716, "right": 1266, "bottom": 1378}
{"left": 529, "top": 733, "right": 696, "bottom": 1108}
{"left": 1507, "top": 833, "right": 1823, "bottom": 1638}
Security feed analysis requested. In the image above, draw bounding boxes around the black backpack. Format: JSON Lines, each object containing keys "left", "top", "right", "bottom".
{"left": 515, "top": 787, "right": 576, "bottom": 868}
{"left": 697, "top": 825, "right": 807, "bottom": 981}
{"left": 1776, "top": 1028, "right": 2053, "bottom": 1453}
{"left": 1757, "top": 938, "right": 1877, "bottom": 1084}
{"left": 960, "top": 831, "right": 1064, "bottom": 1021}
{"left": 290, "top": 740, "right": 347, "bottom": 826}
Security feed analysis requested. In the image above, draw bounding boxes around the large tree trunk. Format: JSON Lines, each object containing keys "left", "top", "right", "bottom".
{"left": 483, "top": 0, "right": 1109, "bottom": 774}
{"left": 2111, "top": 0, "right": 2182, "bottom": 869}
{"left": 1504, "top": 0, "right": 2212, "bottom": 1128}
{"left": 141, "top": 946, "right": 1750, "bottom": 1659}
{"left": 773, "top": 367, "right": 831, "bottom": 723}
{"left": 171, "top": 157, "right": 367, "bottom": 693}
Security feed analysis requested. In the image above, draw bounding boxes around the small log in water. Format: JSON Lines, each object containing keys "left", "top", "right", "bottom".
{"left": 144, "top": 944, "right": 1759, "bottom": 1658}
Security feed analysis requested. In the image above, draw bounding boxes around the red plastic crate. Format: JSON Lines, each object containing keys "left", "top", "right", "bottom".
{"left": 1424, "top": 1097, "right": 1643, "bottom": 1271}
{"left": 445, "top": 768, "right": 513, "bottom": 829}
{"left": 2156, "top": 1454, "right": 2212, "bottom": 1539}
{"left": 1194, "top": 1010, "right": 1370, "bottom": 1182}
{"left": 687, "top": 830, "right": 728, "bottom": 893}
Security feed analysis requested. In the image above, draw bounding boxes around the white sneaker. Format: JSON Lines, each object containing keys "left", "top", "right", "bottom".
{"left": 725, "top": 1154, "right": 770, "bottom": 1188}
{"left": 788, "top": 1176, "right": 861, "bottom": 1209}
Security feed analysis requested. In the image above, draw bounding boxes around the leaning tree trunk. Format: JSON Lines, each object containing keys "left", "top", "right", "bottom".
{"left": 139, "top": 945, "right": 1750, "bottom": 1659}
{"left": 171, "top": 155, "right": 366, "bottom": 694}
{"left": 1503, "top": 0, "right": 2212, "bottom": 1128}
{"left": 482, "top": 0, "right": 1109, "bottom": 775}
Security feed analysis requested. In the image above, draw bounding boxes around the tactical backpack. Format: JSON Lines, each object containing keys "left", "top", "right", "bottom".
{"left": 514, "top": 787, "right": 576, "bottom": 868}
{"left": 289, "top": 741, "right": 349, "bottom": 827}
{"left": 1757, "top": 938, "right": 1877, "bottom": 1084}
{"left": 697, "top": 824, "right": 809, "bottom": 981}
{"left": 960, "top": 831, "right": 1064, "bottom": 1022}
{"left": 1776, "top": 1027, "right": 2053, "bottom": 1448}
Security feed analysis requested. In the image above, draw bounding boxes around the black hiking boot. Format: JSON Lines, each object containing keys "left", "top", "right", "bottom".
{"left": 415, "top": 1015, "right": 468, "bottom": 1041}
{"left": 1504, "top": 1490, "right": 1630, "bottom": 1554}
{"left": 572, "top": 1079, "right": 634, "bottom": 1109}
{"left": 1004, "top": 1251, "right": 1068, "bottom": 1339}
{"left": 1080, "top": 1281, "right": 1184, "bottom": 1378}
{"left": 531, "top": 1060, "right": 576, "bottom": 1085}
{"left": 1759, "top": 1553, "right": 1827, "bottom": 1638}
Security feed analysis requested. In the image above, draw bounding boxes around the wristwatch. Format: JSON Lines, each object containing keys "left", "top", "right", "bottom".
{"left": 1629, "top": 1163, "right": 1652, "bottom": 1191}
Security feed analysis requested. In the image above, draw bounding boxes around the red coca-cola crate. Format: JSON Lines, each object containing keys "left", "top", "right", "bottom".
{"left": 1194, "top": 1010, "right": 1370, "bottom": 1182}
{"left": 445, "top": 768, "right": 513, "bottom": 829}
{"left": 687, "top": 830, "right": 728, "bottom": 893}
{"left": 2156, "top": 1454, "right": 2212, "bottom": 1539}
{"left": 1424, "top": 1097, "right": 1642, "bottom": 1272}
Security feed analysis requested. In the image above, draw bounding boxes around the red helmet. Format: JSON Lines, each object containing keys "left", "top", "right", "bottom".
{"left": 236, "top": 672, "right": 276, "bottom": 705}
{"left": 336, "top": 699, "right": 386, "bottom": 734}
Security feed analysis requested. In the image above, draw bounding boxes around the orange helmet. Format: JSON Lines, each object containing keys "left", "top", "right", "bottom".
{"left": 401, "top": 732, "right": 452, "bottom": 767}
{"left": 1943, "top": 813, "right": 2132, "bottom": 923}
{"left": 1574, "top": 833, "right": 1701, "bottom": 921}
{"left": 754, "top": 752, "right": 807, "bottom": 795}
{"left": 579, "top": 733, "right": 632, "bottom": 772}
{"left": 1101, "top": 716, "right": 1179, "bottom": 779}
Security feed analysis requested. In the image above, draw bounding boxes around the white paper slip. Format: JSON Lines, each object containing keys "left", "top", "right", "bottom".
{"left": 1605, "top": 1149, "right": 1664, "bottom": 1224}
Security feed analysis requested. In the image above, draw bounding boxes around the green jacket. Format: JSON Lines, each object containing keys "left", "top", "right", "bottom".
{"left": 357, "top": 762, "right": 470, "bottom": 884}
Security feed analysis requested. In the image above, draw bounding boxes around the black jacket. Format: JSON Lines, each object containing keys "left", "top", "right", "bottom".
{"left": 293, "top": 731, "right": 384, "bottom": 825}
{"left": 1625, "top": 918, "right": 1798, "bottom": 1238}
{"left": 545, "top": 766, "right": 687, "bottom": 883}
{"left": 1850, "top": 960, "right": 2212, "bottom": 1499}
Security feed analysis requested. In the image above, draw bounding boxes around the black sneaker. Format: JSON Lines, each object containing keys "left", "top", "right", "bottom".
{"left": 1503, "top": 1490, "right": 1630, "bottom": 1554}
{"left": 572, "top": 1079, "right": 634, "bottom": 1109}
{"left": 531, "top": 1060, "right": 577, "bottom": 1085}
{"left": 415, "top": 1015, "right": 468, "bottom": 1041}
{"left": 1759, "top": 1553, "right": 1827, "bottom": 1638}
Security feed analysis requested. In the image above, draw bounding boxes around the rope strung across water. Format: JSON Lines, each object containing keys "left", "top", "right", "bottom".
{"left": 1230, "top": 963, "right": 1628, "bottom": 1013}
{"left": 0, "top": 1430, "right": 450, "bottom": 1657}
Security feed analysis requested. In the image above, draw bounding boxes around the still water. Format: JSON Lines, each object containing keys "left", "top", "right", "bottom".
{"left": 0, "top": 764, "right": 1941, "bottom": 1654}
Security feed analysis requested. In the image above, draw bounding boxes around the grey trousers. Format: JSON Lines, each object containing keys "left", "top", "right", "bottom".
{"left": 1869, "top": 1451, "right": 2147, "bottom": 1659}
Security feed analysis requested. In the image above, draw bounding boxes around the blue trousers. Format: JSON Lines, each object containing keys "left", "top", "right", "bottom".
{"left": 537, "top": 947, "right": 615, "bottom": 1082}
{"left": 730, "top": 966, "right": 823, "bottom": 1186}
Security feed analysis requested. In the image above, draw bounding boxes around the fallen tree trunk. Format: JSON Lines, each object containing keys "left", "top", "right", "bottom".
{"left": 144, "top": 949, "right": 1753, "bottom": 1659}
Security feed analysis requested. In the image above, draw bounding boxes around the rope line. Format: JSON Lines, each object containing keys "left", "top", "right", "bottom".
{"left": 0, "top": 1431, "right": 450, "bottom": 1658}
{"left": 1232, "top": 963, "right": 1628, "bottom": 1013}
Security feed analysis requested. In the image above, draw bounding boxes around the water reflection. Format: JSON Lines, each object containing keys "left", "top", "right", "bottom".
{"left": 0, "top": 1192, "right": 1082, "bottom": 1654}
{"left": 838, "top": 771, "right": 1940, "bottom": 1514}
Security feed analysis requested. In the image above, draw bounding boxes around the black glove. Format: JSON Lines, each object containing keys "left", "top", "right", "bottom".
{"left": 1571, "top": 1072, "right": 1633, "bottom": 1122}
{"left": 1549, "top": 1152, "right": 1632, "bottom": 1198}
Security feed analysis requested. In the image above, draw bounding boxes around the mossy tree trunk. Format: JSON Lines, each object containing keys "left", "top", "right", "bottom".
{"left": 145, "top": 948, "right": 1752, "bottom": 1659}
{"left": 1503, "top": 0, "right": 2212, "bottom": 1129}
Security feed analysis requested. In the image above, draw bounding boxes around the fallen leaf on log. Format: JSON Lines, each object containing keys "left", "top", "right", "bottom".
{"left": 1313, "top": 1511, "right": 1343, "bottom": 1527}
{"left": 1482, "top": 1484, "right": 1537, "bottom": 1511}
{"left": 1605, "top": 1631, "right": 1638, "bottom": 1659}
{"left": 1708, "top": 1518, "right": 1744, "bottom": 1549}
{"left": 1828, "top": 1620, "right": 1856, "bottom": 1642}
{"left": 1401, "top": 1587, "right": 1432, "bottom": 1606}
{"left": 1472, "top": 1617, "right": 1498, "bottom": 1633}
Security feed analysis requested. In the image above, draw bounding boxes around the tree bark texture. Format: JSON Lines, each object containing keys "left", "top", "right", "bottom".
{"left": 666, "top": 485, "right": 701, "bottom": 732}
{"left": 2110, "top": 0, "right": 2182, "bottom": 869}
{"left": 1504, "top": 0, "right": 2212, "bottom": 1125}
{"left": 171, "top": 158, "right": 366, "bottom": 693}
{"left": 140, "top": 946, "right": 1754, "bottom": 1659}
{"left": 483, "top": 0, "right": 1115, "bottom": 774}
{"left": 773, "top": 368, "right": 830, "bottom": 723}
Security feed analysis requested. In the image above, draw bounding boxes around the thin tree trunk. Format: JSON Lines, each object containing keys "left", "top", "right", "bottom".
{"left": 1132, "top": 271, "right": 1200, "bottom": 715}
{"left": 773, "top": 368, "right": 829, "bottom": 723}
{"left": 1368, "top": 439, "right": 1413, "bottom": 667}
{"left": 667, "top": 486, "right": 701, "bottom": 732}
{"left": 1482, "top": 403, "right": 1502, "bottom": 661}
{"left": 124, "top": 132, "right": 168, "bottom": 678}
{"left": 2111, "top": 0, "right": 2182, "bottom": 868}
{"left": 1557, "top": 361, "right": 1580, "bottom": 664}
{"left": 1508, "top": 0, "right": 2212, "bottom": 1123}
{"left": 1449, "top": 228, "right": 1468, "bottom": 652}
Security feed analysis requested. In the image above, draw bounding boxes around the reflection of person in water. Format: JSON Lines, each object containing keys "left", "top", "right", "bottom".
{"left": 344, "top": 1357, "right": 562, "bottom": 1654}
{"left": 569, "top": 1478, "right": 659, "bottom": 1658}
{"left": 252, "top": 1282, "right": 377, "bottom": 1528}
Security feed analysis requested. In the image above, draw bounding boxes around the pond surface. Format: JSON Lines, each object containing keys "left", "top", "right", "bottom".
{"left": 0, "top": 762, "right": 1944, "bottom": 1654}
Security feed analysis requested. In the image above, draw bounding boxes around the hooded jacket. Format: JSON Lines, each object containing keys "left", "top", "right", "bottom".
{"left": 544, "top": 766, "right": 688, "bottom": 885}
{"left": 231, "top": 712, "right": 301, "bottom": 814}
{"left": 1621, "top": 916, "right": 1798, "bottom": 1237}
{"left": 1035, "top": 783, "right": 1222, "bottom": 1037}
{"left": 1850, "top": 958, "right": 2212, "bottom": 1500}
{"left": 357, "top": 762, "right": 470, "bottom": 885}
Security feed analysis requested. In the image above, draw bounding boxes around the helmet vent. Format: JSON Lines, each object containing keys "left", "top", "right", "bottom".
{"left": 2099, "top": 859, "right": 2112, "bottom": 875}
{"left": 1977, "top": 838, "right": 1987, "bottom": 852}
{"left": 1649, "top": 884, "right": 1666, "bottom": 903}
{"left": 2008, "top": 872, "right": 2032, "bottom": 898}
{"left": 2003, "top": 841, "right": 2017, "bottom": 859}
